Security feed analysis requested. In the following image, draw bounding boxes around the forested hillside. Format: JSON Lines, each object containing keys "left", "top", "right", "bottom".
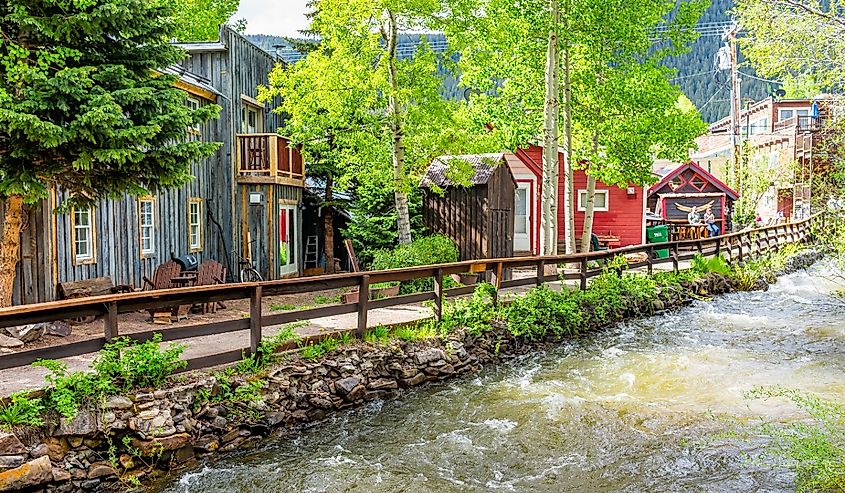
{"left": 247, "top": 0, "right": 774, "bottom": 123}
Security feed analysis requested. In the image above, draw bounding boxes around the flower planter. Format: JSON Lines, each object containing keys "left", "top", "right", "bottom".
{"left": 341, "top": 284, "right": 401, "bottom": 304}
{"left": 451, "top": 273, "right": 479, "bottom": 286}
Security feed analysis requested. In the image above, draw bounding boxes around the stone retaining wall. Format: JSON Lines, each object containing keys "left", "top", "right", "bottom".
{"left": 0, "top": 252, "right": 822, "bottom": 492}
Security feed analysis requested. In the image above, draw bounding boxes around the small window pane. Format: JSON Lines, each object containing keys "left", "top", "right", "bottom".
{"left": 594, "top": 192, "right": 608, "bottom": 209}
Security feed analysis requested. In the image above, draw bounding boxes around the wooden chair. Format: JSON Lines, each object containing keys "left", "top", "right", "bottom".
{"left": 195, "top": 260, "right": 227, "bottom": 314}
{"left": 142, "top": 261, "right": 185, "bottom": 322}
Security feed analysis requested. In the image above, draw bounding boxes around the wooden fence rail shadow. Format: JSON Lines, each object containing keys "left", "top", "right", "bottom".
{"left": 0, "top": 214, "right": 821, "bottom": 372}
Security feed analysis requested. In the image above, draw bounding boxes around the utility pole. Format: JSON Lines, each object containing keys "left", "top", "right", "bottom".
{"left": 726, "top": 22, "right": 742, "bottom": 191}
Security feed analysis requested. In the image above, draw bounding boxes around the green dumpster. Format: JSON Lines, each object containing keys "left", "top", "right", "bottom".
{"left": 646, "top": 225, "right": 670, "bottom": 258}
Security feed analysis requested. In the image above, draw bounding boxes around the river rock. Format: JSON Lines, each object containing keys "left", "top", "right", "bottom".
{"left": 45, "top": 321, "right": 72, "bottom": 337}
{"left": 400, "top": 372, "right": 426, "bottom": 388}
{"left": 103, "top": 396, "right": 133, "bottom": 410}
{"left": 414, "top": 348, "right": 446, "bottom": 366}
{"left": 0, "top": 455, "right": 52, "bottom": 492}
{"left": 86, "top": 462, "right": 114, "bottom": 479}
{"left": 4, "top": 324, "right": 46, "bottom": 343}
{"left": 56, "top": 411, "right": 98, "bottom": 436}
{"left": 334, "top": 376, "right": 360, "bottom": 397}
{"left": 366, "top": 378, "right": 398, "bottom": 391}
{"left": 0, "top": 336, "right": 23, "bottom": 349}
{"left": 129, "top": 433, "right": 191, "bottom": 456}
{"left": 0, "top": 456, "right": 25, "bottom": 470}
{"left": 0, "top": 433, "right": 25, "bottom": 457}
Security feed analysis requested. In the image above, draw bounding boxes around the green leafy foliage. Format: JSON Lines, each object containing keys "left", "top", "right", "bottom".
{"left": 364, "top": 325, "right": 391, "bottom": 344}
{"left": 167, "top": 0, "right": 244, "bottom": 42}
{"left": 94, "top": 335, "right": 186, "bottom": 392}
{"left": 0, "top": 392, "right": 44, "bottom": 429}
{"left": 691, "top": 254, "right": 732, "bottom": 276}
{"left": 370, "top": 235, "right": 461, "bottom": 293}
{"left": 33, "top": 335, "right": 185, "bottom": 418}
{"left": 739, "top": 387, "right": 845, "bottom": 493}
{"left": 439, "top": 282, "right": 501, "bottom": 336}
{"left": 505, "top": 285, "right": 583, "bottom": 340}
{"left": 235, "top": 324, "right": 302, "bottom": 375}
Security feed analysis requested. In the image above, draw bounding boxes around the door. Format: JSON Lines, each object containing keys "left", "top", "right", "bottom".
{"left": 513, "top": 182, "right": 531, "bottom": 252}
{"left": 279, "top": 204, "right": 299, "bottom": 276}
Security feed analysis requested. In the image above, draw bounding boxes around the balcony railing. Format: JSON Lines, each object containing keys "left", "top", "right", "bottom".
{"left": 773, "top": 115, "right": 825, "bottom": 133}
{"left": 236, "top": 134, "right": 305, "bottom": 186}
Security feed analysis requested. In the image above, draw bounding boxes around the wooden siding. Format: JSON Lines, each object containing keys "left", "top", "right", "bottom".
{"left": 571, "top": 171, "right": 644, "bottom": 248}
{"left": 423, "top": 163, "right": 515, "bottom": 261}
{"left": 3, "top": 26, "right": 302, "bottom": 305}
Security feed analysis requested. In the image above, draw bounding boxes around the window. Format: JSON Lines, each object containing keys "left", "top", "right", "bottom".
{"left": 241, "top": 103, "right": 264, "bottom": 134}
{"left": 139, "top": 198, "right": 155, "bottom": 256}
{"left": 779, "top": 109, "right": 794, "bottom": 121}
{"left": 72, "top": 208, "right": 95, "bottom": 264}
{"left": 514, "top": 186, "right": 529, "bottom": 234}
{"left": 749, "top": 118, "right": 769, "bottom": 135}
{"left": 578, "top": 190, "right": 609, "bottom": 212}
{"left": 188, "top": 198, "right": 203, "bottom": 252}
{"left": 186, "top": 97, "right": 200, "bottom": 134}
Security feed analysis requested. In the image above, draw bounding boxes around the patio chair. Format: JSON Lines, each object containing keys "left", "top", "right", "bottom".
{"left": 142, "top": 261, "right": 185, "bottom": 322}
{"left": 195, "top": 260, "right": 227, "bottom": 314}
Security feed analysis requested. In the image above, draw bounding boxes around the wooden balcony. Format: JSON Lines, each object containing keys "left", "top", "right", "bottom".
{"left": 236, "top": 134, "right": 305, "bottom": 187}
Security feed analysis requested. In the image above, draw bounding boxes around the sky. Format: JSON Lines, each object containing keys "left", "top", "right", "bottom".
{"left": 235, "top": 0, "right": 310, "bottom": 37}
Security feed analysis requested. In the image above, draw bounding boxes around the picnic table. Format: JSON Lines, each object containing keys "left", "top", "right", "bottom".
{"left": 596, "top": 235, "right": 621, "bottom": 248}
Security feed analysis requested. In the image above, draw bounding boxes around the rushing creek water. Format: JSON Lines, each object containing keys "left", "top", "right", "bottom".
{"left": 159, "top": 263, "right": 845, "bottom": 493}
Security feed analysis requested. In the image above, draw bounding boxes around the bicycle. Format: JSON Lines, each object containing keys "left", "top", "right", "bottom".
{"left": 237, "top": 253, "right": 263, "bottom": 283}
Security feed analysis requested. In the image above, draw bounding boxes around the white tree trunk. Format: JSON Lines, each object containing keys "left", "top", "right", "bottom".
{"left": 579, "top": 174, "right": 597, "bottom": 253}
{"left": 561, "top": 0, "right": 575, "bottom": 254}
{"left": 540, "top": 0, "right": 560, "bottom": 256}
{"left": 386, "top": 9, "right": 412, "bottom": 245}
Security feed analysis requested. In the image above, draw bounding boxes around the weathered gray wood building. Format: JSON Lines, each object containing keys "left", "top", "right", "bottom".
{"left": 421, "top": 154, "right": 516, "bottom": 261}
{"left": 3, "top": 26, "right": 306, "bottom": 305}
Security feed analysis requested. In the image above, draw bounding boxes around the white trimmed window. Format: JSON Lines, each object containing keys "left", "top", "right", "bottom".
{"left": 189, "top": 198, "right": 203, "bottom": 252}
{"left": 73, "top": 208, "right": 95, "bottom": 264}
{"left": 139, "top": 198, "right": 155, "bottom": 255}
{"left": 578, "top": 190, "right": 609, "bottom": 212}
{"left": 186, "top": 97, "right": 200, "bottom": 133}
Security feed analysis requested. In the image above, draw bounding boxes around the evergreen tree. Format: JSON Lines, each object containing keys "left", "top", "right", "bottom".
{"left": 0, "top": 0, "right": 221, "bottom": 305}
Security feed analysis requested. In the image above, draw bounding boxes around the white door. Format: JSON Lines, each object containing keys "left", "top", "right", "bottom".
{"left": 514, "top": 183, "right": 531, "bottom": 252}
{"left": 279, "top": 204, "right": 299, "bottom": 276}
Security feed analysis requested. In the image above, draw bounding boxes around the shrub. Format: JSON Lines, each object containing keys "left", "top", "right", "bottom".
{"left": 93, "top": 334, "right": 186, "bottom": 391}
{"left": 34, "top": 335, "right": 186, "bottom": 419}
{"left": 691, "top": 254, "right": 732, "bottom": 276}
{"left": 504, "top": 285, "right": 582, "bottom": 339}
{"left": 0, "top": 392, "right": 44, "bottom": 429}
{"left": 440, "top": 282, "right": 500, "bottom": 336}
{"left": 369, "top": 235, "right": 460, "bottom": 293}
{"left": 33, "top": 360, "right": 114, "bottom": 419}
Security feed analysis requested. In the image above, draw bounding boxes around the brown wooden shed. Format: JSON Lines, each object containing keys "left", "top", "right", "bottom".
{"left": 420, "top": 153, "right": 516, "bottom": 261}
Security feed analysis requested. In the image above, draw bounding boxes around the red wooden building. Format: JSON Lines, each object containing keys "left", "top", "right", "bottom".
{"left": 506, "top": 144, "right": 646, "bottom": 255}
{"left": 647, "top": 161, "right": 738, "bottom": 233}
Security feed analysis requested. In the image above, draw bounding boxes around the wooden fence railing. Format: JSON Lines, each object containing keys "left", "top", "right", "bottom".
{"left": 0, "top": 214, "right": 820, "bottom": 373}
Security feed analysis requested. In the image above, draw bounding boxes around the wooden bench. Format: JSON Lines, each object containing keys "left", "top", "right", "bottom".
{"left": 57, "top": 277, "right": 133, "bottom": 323}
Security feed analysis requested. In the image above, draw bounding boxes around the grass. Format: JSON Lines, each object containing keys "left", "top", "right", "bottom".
{"left": 270, "top": 303, "right": 298, "bottom": 311}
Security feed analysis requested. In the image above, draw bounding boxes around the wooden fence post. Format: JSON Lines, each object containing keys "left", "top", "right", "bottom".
{"left": 738, "top": 233, "right": 745, "bottom": 263}
{"left": 104, "top": 302, "right": 118, "bottom": 342}
{"left": 356, "top": 275, "right": 369, "bottom": 338}
{"left": 671, "top": 243, "right": 679, "bottom": 273}
{"left": 249, "top": 285, "right": 263, "bottom": 355}
{"left": 491, "top": 262, "right": 503, "bottom": 305}
{"left": 536, "top": 259, "right": 546, "bottom": 286}
{"left": 647, "top": 246, "right": 653, "bottom": 275}
{"left": 434, "top": 268, "right": 443, "bottom": 323}
{"left": 715, "top": 237, "right": 722, "bottom": 258}
{"left": 579, "top": 257, "right": 588, "bottom": 291}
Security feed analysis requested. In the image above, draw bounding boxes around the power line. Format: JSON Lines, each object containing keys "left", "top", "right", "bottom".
{"left": 737, "top": 70, "right": 781, "bottom": 84}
